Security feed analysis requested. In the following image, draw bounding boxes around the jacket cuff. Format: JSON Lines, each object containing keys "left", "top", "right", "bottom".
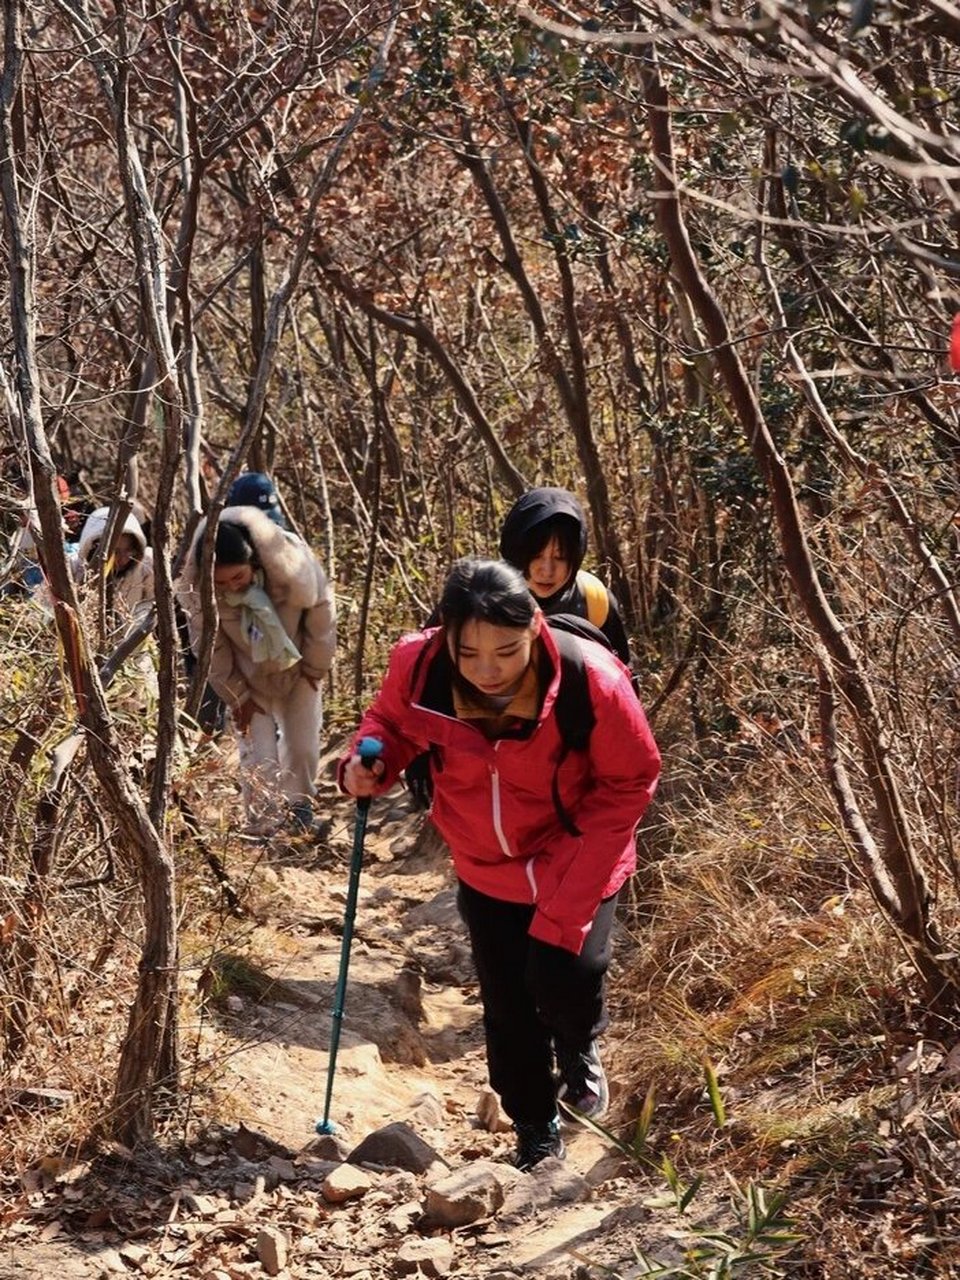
{"left": 528, "top": 910, "right": 589, "bottom": 956}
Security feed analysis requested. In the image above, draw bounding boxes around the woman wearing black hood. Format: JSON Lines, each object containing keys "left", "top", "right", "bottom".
{"left": 498, "top": 487, "right": 631, "bottom": 664}
{"left": 404, "top": 488, "right": 633, "bottom": 812}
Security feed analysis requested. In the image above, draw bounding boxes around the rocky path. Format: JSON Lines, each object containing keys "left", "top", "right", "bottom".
{"left": 2, "top": 763, "right": 672, "bottom": 1280}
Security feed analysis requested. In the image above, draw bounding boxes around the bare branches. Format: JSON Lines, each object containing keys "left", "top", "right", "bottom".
{"left": 637, "top": 33, "right": 959, "bottom": 1007}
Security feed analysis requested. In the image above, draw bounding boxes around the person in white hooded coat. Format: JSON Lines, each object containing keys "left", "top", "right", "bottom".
{"left": 30, "top": 502, "right": 153, "bottom": 637}
{"left": 177, "top": 506, "right": 336, "bottom": 836}
{"left": 74, "top": 505, "right": 154, "bottom": 624}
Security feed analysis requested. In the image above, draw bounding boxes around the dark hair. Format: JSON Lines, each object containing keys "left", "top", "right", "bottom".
{"left": 498, "top": 488, "right": 588, "bottom": 579}
{"left": 509, "top": 515, "right": 581, "bottom": 576}
{"left": 195, "top": 519, "right": 256, "bottom": 569}
{"left": 439, "top": 559, "right": 537, "bottom": 646}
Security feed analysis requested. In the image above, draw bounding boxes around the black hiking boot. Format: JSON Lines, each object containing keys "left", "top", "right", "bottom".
{"left": 511, "top": 1116, "right": 565, "bottom": 1171}
{"left": 287, "top": 801, "right": 331, "bottom": 841}
{"left": 556, "top": 1039, "right": 609, "bottom": 1125}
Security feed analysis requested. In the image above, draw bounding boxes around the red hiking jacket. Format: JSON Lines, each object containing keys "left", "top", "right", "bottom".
{"left": 340, "top": 623, "right": 661, "bottom": 955}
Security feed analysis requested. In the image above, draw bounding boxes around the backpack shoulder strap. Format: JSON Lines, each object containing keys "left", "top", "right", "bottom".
{"left": 551, "top": 629, "right": 598, "bottom": 753}
{"left": 409, "top": 634, "right": 456, "bottom": 715}
{"left": 576, "top": 569, "right": 610, "bottom": 629}
{"left": 550, "top": 629, "right": 596, "bottom": 837}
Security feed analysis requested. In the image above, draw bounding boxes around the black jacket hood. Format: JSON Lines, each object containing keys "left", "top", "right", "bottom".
{"left": 498, "top": 487, "right": 588, "bottom": 573}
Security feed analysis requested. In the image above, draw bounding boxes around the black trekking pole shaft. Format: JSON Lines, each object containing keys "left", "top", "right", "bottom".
{"left": 316, "top": 736, "right": 382, "bottom": 1135}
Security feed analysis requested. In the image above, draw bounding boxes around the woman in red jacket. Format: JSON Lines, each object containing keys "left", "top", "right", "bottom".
{"left": 341, "top": 559, "right": 660, "bottom": 1170}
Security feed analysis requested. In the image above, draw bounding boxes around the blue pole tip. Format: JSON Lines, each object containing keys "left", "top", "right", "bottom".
{"left": 315, "top": 1117, "right": 337, "bottom": 1135}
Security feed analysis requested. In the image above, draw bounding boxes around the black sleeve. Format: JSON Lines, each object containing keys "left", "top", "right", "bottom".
{"left": 404, "top": 751, "right": 435, "bottom": 810}
{"left": 600, "top": 590, "right": 632, "bottom": 666}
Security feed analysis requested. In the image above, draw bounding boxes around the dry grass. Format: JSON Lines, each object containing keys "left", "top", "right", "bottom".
{"left": 0, "top": 598, "right": 268, "bottom": 1166}
{"left": 611, "top": 728, "right": 960, "bottom": 1277}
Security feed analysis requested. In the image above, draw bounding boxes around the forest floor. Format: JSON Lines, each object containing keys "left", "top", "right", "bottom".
{"left": 0, "top": 744, "right": 713, "bottom": 1280}
{"left": 4, "top": 734, "right": 960, "bottom": 1278}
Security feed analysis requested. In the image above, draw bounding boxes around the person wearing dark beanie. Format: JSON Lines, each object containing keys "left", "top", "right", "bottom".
{"left": 498, "top": 487, "right": 630, "bottom": 664}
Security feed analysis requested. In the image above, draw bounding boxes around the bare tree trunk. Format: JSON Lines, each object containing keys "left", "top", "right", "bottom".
{"left": 352, "top": 318, "right": 384, "bottom": 712}
{"left": 454, "top": 112, "right": 622, "bottom": 579}
{"left": 110, "top": 3, "right": 186, "bottom": 1115}
{"left": 2, "top": 731, "right": 82, "bottom": 1059}
{"left": 759, "top": 249, "right": 960, "bottom": 651}
{"left": 506, "top": 106, "right": 627, "bottom": 603}
{"left": 247, "top": 237, "right": 269, "bottom": 472}
{"left": 163, "top": 1, "right": 207, "bottom": 523}
{"left": 186, "top": 6, "right": 403, "bottom": 717}
{"left": 0, "top": 674, "right": 57, "bottom": 864}
{"left": 5, "top": 0, "right": 180, "bottom": 1144}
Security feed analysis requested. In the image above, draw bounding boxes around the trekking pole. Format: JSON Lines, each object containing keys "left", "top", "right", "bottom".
{"left": 316, "top": 735, "right": 384, "bottom": 1136}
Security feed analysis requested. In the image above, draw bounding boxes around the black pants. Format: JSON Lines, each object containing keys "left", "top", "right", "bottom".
{"left": 456, "top": 880, "right": 618, "bottom": 1127}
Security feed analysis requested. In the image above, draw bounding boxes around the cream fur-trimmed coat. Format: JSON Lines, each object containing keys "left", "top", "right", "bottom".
{"left": 177, "top": 506, "right": 336, "bottom": 709}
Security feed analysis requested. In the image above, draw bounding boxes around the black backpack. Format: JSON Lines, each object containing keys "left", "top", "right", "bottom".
{"left": 545, "top": 615, "right": 613, "bottom": 837}
{"left": 405, "top": 614, "right": 621, "bottom": 836}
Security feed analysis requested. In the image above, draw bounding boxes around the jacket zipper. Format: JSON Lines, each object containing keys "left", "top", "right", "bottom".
{"left": 490, "top": 753, "right": 537, "bottom": 903}
{"left": 489, "top": 756, "right": 513, "bottom": 857}
{"left": 415, "top": 704, "right": 538, "bottom": 897}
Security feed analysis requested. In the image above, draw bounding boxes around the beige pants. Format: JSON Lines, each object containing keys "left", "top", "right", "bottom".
{"left": 233, "top": 677, "right": 322, "bottom": 832}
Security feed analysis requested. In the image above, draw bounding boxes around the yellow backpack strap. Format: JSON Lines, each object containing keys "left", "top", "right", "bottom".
{"left": 576, "top": 570, "right": 610, "bottom": 629}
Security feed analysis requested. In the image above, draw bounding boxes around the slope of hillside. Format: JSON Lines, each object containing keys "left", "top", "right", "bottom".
{"left": 2, "top": 760, "right": 707, "bottom": 1280}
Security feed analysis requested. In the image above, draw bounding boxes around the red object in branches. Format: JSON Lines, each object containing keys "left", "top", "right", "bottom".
{"left": 950, "top": 314, "right": 960, "bottom": 373}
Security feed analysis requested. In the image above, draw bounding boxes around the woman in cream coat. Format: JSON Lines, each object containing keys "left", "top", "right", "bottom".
{"left": 178, "top": 506, "right": 336, "bottom": 836}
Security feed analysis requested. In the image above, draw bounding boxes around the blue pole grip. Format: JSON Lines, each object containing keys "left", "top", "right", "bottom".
{"left": 357, "top": 736, "right": 383, "bottom": 768}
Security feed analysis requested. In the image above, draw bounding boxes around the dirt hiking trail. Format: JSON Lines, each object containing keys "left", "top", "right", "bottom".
{"left": 2, "top": 750, "right": 685, "bottom": 1280}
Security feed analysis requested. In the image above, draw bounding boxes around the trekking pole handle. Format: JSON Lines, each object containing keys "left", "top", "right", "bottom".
{"left": 354, "top": 736, "right": 382, "bottom": 816}
{"left": 357, "top": 736, "right": 383, "bottom": 769}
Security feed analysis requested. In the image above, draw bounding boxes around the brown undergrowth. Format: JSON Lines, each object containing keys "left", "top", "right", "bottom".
{"left": 611, "top": 722, "right": 960, "bottom": 1279}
